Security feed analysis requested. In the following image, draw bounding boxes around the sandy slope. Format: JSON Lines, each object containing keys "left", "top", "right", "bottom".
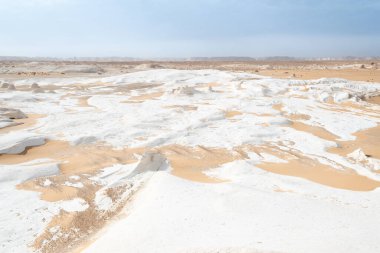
{"left": 0, "top": 67, "right": 380, "bottom": 253}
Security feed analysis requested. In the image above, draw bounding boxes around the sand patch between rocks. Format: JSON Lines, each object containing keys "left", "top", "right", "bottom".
{"left": 225, "top": 110, "right": 243, "bottom": 118}
{"left": 367, "top": 95, "right": 380, "bottom": 105}
{"left": 258, "top": 155, "right": 380, "bottom": 191}
{"left": 290, "top": 121, "right": 339, "bottom": 142}
{"left": 329, "top": 124, "right": 380, "bottom": 159}
{"left": 0, "top": 140, "right": 142, "bottom": 174}
{"left": 157, "top": 145, "right": 243, "bottom": 183}
{"left": 0, "top": 114, "right": 45, "bottom": 134}
{"left": 243, "top": 145, "right": 380, "bottom": 191}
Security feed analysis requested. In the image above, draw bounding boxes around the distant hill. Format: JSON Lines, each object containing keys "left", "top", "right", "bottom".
{"left": 0, "top": 56, "right": 379, "bottom": 62}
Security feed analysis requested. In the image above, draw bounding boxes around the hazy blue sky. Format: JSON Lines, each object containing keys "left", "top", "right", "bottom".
{"left": 0, "top": 0, "right": 379, "bottom": 57}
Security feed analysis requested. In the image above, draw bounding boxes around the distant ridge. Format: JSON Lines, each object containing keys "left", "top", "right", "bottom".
{"left": 0, "top": 56, "right": 379, "bottom": 62}
{"left": 0, "top": 56, "right": 138, "bottom": 62}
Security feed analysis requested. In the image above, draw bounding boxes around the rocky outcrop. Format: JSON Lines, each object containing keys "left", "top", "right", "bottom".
{"left": 0, "top": 108, "right": 27, "bottom": 119}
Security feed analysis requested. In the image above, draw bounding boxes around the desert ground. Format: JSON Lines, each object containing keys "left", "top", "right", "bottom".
{"left": 0, "top": 60, "right": 380, "bottom": 253}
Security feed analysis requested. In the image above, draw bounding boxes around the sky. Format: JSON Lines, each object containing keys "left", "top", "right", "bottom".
{"left": 0, "top": 0, "right": 379, "bottom": 58}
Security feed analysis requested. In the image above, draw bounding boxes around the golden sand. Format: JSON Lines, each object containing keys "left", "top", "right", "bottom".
{"left": 329, "top": 124, "right": 380, "bottom": 159}
{"left": 156, "top": 145, "right": 245, "bottom": 183}
{"left": 0, "top": 114, "right": 45, "bottom": 134}
{"left": 243, "top": 145, "right": 380, "bottom": 191}
{"left": 258, "top": 155, "right": 380, "bottom": 191}
{"left": 367, "top": 95, "right": 380, "bottom": 105}
{"left": 0, "top": 140, "right": 142, "bottom": 174}
{"left": 224, "top": 110, "right": 243, "bottom": 118}
{"left": 291, "top": 121, "right": 339, "bottom": 142}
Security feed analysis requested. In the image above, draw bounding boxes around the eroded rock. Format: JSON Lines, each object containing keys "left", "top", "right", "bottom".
{"left": 0, "top": 108, "right": 27, "bottom": 119}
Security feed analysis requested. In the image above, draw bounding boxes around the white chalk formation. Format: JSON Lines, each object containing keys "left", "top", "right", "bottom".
{"left": 0, "top": 69, "right": 380, "bottom": 253}
{"left": 0, "top": 132, "right": 45, "bottom": 154}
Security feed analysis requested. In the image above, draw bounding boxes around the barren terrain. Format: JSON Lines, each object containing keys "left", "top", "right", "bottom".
{"left": 0, "top": 60, "right": 379, "bottom": 253}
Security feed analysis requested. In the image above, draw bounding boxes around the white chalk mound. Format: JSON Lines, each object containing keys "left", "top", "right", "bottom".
{"left": 333, "top": 91, "right": 351, "bottom": 103}
{"left": 0, "top": 108, "right": 27, "bottom": 119}
{"left": 31, "top": 83, "right": 40, "bottom": 89}
{"left": 0, "top": 108, "right": 26, "bottom": 129}
{"left": 0, "top": 132, "right": 45, "bottom": 154}
{"left": 1, "top": 82, "right": 10, "bottom": 88}
{"left": 7, "top": 84, "right": 16, "bottom": 90}
{"left": 129, "top": 152, "right": 168, "bottom": 178}
{"left": 171, "top": 86, "right": 200, "bottom": 96}
{"left": 348, "top": 148, "right": 368, "bottom": 162}
{"left": 0, "top": 161, "right": 59, "bottom": 184}
{"left": 32, "top": 88, "right": 45, "bottom": 93}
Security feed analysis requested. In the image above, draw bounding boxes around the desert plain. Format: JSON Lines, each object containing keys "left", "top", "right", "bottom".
{"left": 0, "top": 60, "right": 380, "bottom": 253}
